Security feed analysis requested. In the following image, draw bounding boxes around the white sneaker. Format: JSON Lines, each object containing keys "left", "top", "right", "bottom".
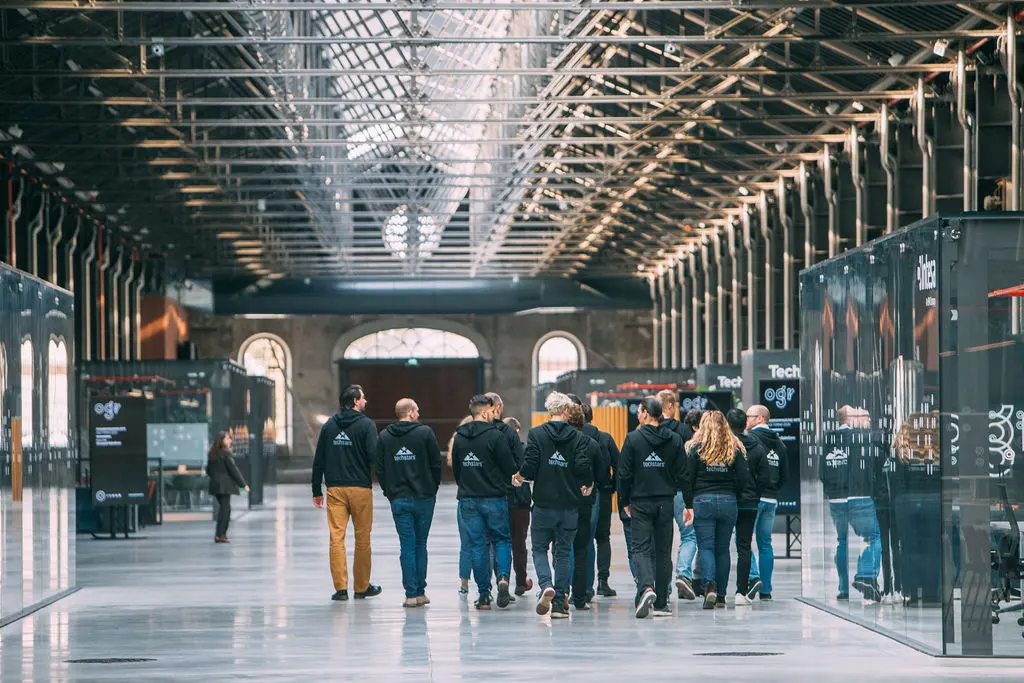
{"left": 735, "top": 592, "right": 753, "bottom": 606}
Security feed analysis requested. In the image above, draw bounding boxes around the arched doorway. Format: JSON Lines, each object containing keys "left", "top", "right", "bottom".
{"left": 335, "top": 325, "right": 484, "bottom": 453}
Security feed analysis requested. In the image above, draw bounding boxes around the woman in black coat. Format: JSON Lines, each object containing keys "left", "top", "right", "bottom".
{"left": 207, "top": 432, "right": 249, "bottom": 543}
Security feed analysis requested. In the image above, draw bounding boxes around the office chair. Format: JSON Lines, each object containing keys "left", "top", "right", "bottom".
{"left": 990, "top": 480, "right": 1024, "bottom": 637}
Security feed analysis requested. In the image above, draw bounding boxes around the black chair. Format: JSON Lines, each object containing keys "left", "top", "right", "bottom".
{"left": 990, "top": 480, "right": 1024, "bottom": 637}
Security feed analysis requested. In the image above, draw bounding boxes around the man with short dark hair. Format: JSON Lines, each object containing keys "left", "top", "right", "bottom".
{"left": 313, "top": 384, "right": 382, "bottom": 601}
{"left": 726, "top": 408, "right": 768, "bottom": 606}
{"left": 745, "top": 404, "right": 788, "bottom": 601}
{"left": 617, "top": 397, "right": 686, "bottom": 619}
{"left": 375, "top": 398, "right": 443, "bottom": 608}
{"left": 486, "top": 392, "right": 533, "bottom": 598}
{"left": 451, "top": 394, "right": 518, "bottom": 611}
{"left": 657, "top": 390, "right": 698, "bottom": 601}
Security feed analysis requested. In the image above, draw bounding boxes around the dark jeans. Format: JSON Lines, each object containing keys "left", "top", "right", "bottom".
{"left": 875, "top": 502, "right": 902, "bottom": 595}
{"left": 391, "top": 497, "right": 436, "bottom": 599}
{"left": 572, "top": 504, "right": 594, "bottom": 605}
{"left": 894, "top": 492, "right": 941, "bottom": 602}
{"left": 531, "top": 506, "right": 577, "bottom": 601}
{"left": 510, "top": 506, "right": 532, "bottom": 589}
{"left": 592, "top": 488, "right": 613, "bottom": 583}
{"left": 693, "top": 492, "right": 738, "bottom": 595}
{"left": 457, "top": 505, "right": 472, "bottom": 581}
{"left": 620, "top": 514, "right": 637, "bottom": 579}
{"left": 459, "top": 497, "right": 512, "bottom": 596}
{"left": 735, "top": 507, "right": 758, "bottom": 594}
{"left": 215, "top": 494, "right": 231, "bottom": 538}
{"left": 630, "top": 496, "right": 674, "bottom": 608}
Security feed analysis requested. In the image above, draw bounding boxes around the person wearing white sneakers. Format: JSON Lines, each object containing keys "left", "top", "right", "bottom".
{"left": 726, "top": 409, "right": 768, "bottom": 607}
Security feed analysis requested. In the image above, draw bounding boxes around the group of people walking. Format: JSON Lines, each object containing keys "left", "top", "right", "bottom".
{"left": 309, "top": 383, "right": 788, "bottom": 619}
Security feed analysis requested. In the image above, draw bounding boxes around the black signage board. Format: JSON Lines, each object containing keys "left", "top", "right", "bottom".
{"left": 90, "top": 395, "right": 148, "bottom": 507}
{"left": 696, "top": 364, "right": 743, "bottom": 393}
{"left": 678, "top": 390, "right": 735, "bottom": 414}
{"left": 626, "top": 397, "right": 645, "bottom": 433}
{"left": 758, "top": 379, "right": 801, "bottom": 514}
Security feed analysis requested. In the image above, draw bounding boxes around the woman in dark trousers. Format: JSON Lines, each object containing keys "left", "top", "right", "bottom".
{"left": 682, "top": 411, "right": 750, "bottom": 610}
{"left": 207, "top": 432, "right": 249, "bottom": 543}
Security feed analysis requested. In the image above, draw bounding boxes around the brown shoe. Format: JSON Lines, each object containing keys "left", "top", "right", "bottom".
{"left": 214, "top": 537, "right": 230, "bottom": 544}
{"left": 515, "top": 578, "right": 534, "bottom": 596}
{"left": 416, "top": 595, "right": 431, "bottom": 606}
{"left": 403, "top": 597, "right": 420, "bottom": 608}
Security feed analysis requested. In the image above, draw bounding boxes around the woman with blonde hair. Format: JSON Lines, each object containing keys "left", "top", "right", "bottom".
{"left": 681, "top": 411, "right": 750, "bottom": 609}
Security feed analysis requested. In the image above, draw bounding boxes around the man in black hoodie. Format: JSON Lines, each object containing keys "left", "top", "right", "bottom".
{"left": 726, "top": 408, "right": 769, "bottom": 606}
{"left": 617, "top": 397, "right": 687, "bottom": 619}
{"left": 312, "top": 385, "right": 382, "bottom": 601}
{"left": 745, "top": 404, "right": 790, "bottom": 601}
{"left": 658, "top": 390, "right": 698, "bottom": 601}
{"left": 375, "top": 398, "right": 443, "bottom": 608}
{"left": 575, "top": 397, "right": 619, "bottom": 599}
{"left": 513, "top": 391, "right": 593, "bottom": 619}
{"left": 565, "top": 399, "right": 610, "bottom": 610}
{"left": 451, "top": 394, "right": 518, "bottom": 611}
{"left": 486, "top": 392, "right": 533, "bottom": 597}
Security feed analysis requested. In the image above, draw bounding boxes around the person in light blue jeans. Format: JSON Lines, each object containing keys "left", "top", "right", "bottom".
{"left": 828, "top": 497, "right": 882, "bottom": 598}
{"left": 693, "top": 492, "right": 739, "bottom": 602}
{"left": 674, "top": 491, "right": 698, "bottom": 593}
{"left": 748, "top": 499, "right": 778, "bottom": 596}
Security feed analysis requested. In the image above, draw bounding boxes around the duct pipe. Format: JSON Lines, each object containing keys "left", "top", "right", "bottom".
{"left": 956, "top": 51, "right": 976, "bottom": 211}
{"left": 799, "top": 162, "right": 814, "bottom": 269}
{"left": 916, "top": 78, "right": 936, "bottom": 217}
{"left": 689, "top": 250, "right": 701, "bottom": 368}
{"left": 98, "top": 235, "right": 111, "bottom": 360}
{"left": 80, "top": 227, "right": 95, "bottom": 360}
{"left": 713, "top": 230, "right": 725, "bottom": 363}
{"left": 742, "top": 208, "right": 757, "bottom": 351}
{"left": 669, "top": 265, "right": 679, "bottom": 369}
{"left": 658, "top": 271, "right": 668, "bottom": 369}
{"left": 65, "top": 214, "right": 80, "bottom": 293}
{"left": 760, "top": 192, "right": 773, "bottom": 350}
{"left": 648, "top": 274, "right": 659, "bottom": 368}
{"left": 110, "top": 245, "right": 124, "bottom": 361}
{"left": 677, "top": 259, "right": 689, "bottom": 367}
{"left": 823, "top": 146, "right": 839, "bottom": 258}
{"left": 728, "top": 220, "right": 740, "bottom": 362}
{"left": 701, "top": 238, "right": 713, "bottom": 364}
{"left": 28, "top": 190, "right": 46, "bottom": 277}
{"left": 850, "top": 126, "right": 866, "bottom": 247}
{"left": 1009, "top": 11, "right": 1021, "bottom": 211}
{"left": 134, "top": 260, "right": 147, "bottom": 359}
{"left": 778, "top": 177, "right": 793, "bottom": 350}
{"left": 6, "top": 169, "right": 24, "bottom": 267}
{"left": 879, "top": 104, "right": 898, "bottom": 233}
{"left": 122, "top": 256, "right": 136, "bottom": 361}
{"left": 48, "top": 201, "right": 65, "bottom": 285}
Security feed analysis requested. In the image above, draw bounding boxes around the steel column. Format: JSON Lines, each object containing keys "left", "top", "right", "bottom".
{"left": 956, "top": 51, "right": 977, "bottom": 211}
{"left": 134, "top": 262, "right": 146, "bottom": 360}
{"left": 760, "top": 192, "right": 773, "bottom": 350}
{"left": 110, "top": 246, "right": 123, "bottom": 361}
{"left": 81, "top": 230, "right": 96, "bottom": 361}
{"left": 689, "top": 250, "right": 701, "bottom": 368}
{"left": 916, "top": 78, "right": 936, "bottom": 217}
{"left": 677, "top": 259, "right": 689, "bottom": 368}
{"left": 122, "top": 259, "right": 136, "bottom": 361}
{"left": 713, "top": 231, "right": 725, "bottom": 364}
{"left": 728, "top": 221, "right": 741, "bottom": 362}
{"left": 669, "top": 265, "right": 679, "bottom": 369}
{"left": 823, "top": 146, "right": 839, "bottom": 258}
{"left": 743, "top": 208, "right": 757, "bottom": 351}
{"left": 649, "top": 275, "right": 660, "bottom": 369}
{"left": 850, "top": 126, "right": 866, "bottom": 246}
{"left": 658, "top": 272, "right": 669, "bottom": 370}
{"left": 800, "top": 162, "right": 814, "bottom": 268}
{"left": 778, "top": 178, "right": 794, "bottom": 350}
{"left": 879, "top": 104, "right": 898, "bottom": 234}
{"left": 701, "top": 239, "right": 713, "bottom": 364}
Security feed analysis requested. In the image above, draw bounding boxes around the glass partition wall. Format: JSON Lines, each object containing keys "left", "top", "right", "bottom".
{"left": 799, "top": 214, "right": 1024, "bottom": 657}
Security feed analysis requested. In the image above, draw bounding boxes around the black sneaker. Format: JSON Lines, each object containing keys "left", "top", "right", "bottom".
{"left": 759, "top": 593, "right": 772, "bottom": 601}
{"left": 853, "top": 578, "right": 882, "bottom": 604}
{"left": 703, "top": 587, "right": 718, "bottom": 610}
{"left": 597, "top": 580, "right": 617, "bottom": 597}
{"left": 676, "top": 577, "right": 696, "bottom": 600}
{"left": 652, "top": 604, "right": 673, "bottom": 618}
{"left": 837, "top": 592, "right": 849, "bottom": 601}
{"left": 354, "top": 584, "right": 382, "bottom": 599}
{"left": 715, "top": 596, "right": 726, "bottom": 609}
{"left": 746, "top": 579, "right": 764, "bottom": 601}
{"left": 475, "top": 592, "right": 492, "bottom": 610}
{"left": 551, "top": 599, "right": 570, "bottom": 619}
{"left": 496, "top": 577, "right": 511, "bottom": 609}
{"left": 331, "top": 590, "right": 349, "bottom": 601}
{"left": 635, "top": 588, "right": 656, "bottom": 619}
{"left": 536, "top": 587, "right": 556, "bottom": 616}
{"left": 574, "top": 600, "right": 591, "bottom": 611}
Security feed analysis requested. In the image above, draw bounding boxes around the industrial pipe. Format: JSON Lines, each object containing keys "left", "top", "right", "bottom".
{"left": 110, "top": 245, "right": 123, "bottom": 361}
{"left": 1009, "top": 11, "right": 1021, "bottom": 211}
{"left": 879, "top": 104, "right": 898, "bottom": 233}
{"left": 778, "top": 177, "right": 793, "bottom": 350}
{"left": 6, "top": 169, "right": 24, "bottom": 267}
{"left": 823, "top": 146, "right": 839, "bottom": 258}
{"left": 28, "top": 190, "right": 46, "bottom": 277}
{"left": 64, "top": 214, "right": 80, "bottom": 293}
{"left": 728, "top": 220, "right": 740, "bottom": 361}
{"left": 81, "top": 227, "right": 96, "bottom": 360}
{"left": 799, "top": 162, "right": 814, "bottom": 269}
{"left": 742, "top": 208, "right": 757, "bottom": 351}
{"left": 677, "top": 259, "right": 689, "bottom": 367}
{"left": 956, "top": 51, "right": 976, "bottom": 211}
{"left": 668, "top": 265, "right": 679, "bottom": 369}
{"left": 850, "top": 126, "right": 866, "bottom": 247}
{"left": 48, "top": 200, "right": 65, "bottom": 285}
{"left": 760, "top": 192, "right": 773, "bottom": 351}
{"left": 134, "top": 261, "right": 147, "bottom": 360}
{"left": 916, "top": 78, "right": 936, "bottom": 217}
{"left": 122, "top": 256, "right": 136, "bottom": 361}
{"left": 649, "top": 274, "right": 659, "bottom": 368}
{"left": 701, "top": 238, "right": 713, "bottom": 364}
{"left": 658, "top": 271, "right": 668, "bottom": 369}
{"left": 689, "top": 249, "right": 701, "bottom": 368}
{"left": 98, "top": 235, "right": 111, "bottom": 360}
{"left": 713, "top": 230, "right": 725, "bottom": 363}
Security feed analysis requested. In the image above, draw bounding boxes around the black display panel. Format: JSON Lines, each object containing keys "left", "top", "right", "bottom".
{"left": 678, "top": 390, "right": 734, "bottom": 414}
{"left": 757, "top": 378, "right": 800, "bottom": 514}
{"left": 90, "top": 394, "right": 148, "bottom": 506}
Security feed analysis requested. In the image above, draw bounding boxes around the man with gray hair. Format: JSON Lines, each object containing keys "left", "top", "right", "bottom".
{"left": 513, "top": 391, "right": 593, "bottom": 619}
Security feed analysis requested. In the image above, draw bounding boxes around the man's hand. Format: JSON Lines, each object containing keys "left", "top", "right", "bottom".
{"left": 581, "top": 484, "right": 594, "bottom": 497}
{"left": 683, "top": 508, "right": 694, "bottom": 526}
{"left": 313, "top": 496, "right": 324, "bottom": 509}
{"left": 244, "top": 485, "right": 251, "bottom": 493}
{"left": 623, "top": 505, "right": 631, "bottom": 518}
{"left": 511, "top": 473, "right": 525, "bottom": 488}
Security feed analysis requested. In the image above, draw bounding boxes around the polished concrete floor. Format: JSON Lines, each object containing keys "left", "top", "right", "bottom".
{"left": 1, "top": 485, "right": 1021, "bottom": 682}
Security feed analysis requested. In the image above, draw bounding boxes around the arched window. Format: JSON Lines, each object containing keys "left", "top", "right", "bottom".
{"left": 343, "top": 328, "right": 479, "bottom": 359}
{"left": 47, "top": 338, "right": 69, "bottom": 448}
{"left": 533, "top": 332, "right": 586, "bottom": 385}
{"left": 21, "top": 338, "right": 33, "bottom": 448}
{"left": 239, "top": 334, "right": 292, "bottom": 449}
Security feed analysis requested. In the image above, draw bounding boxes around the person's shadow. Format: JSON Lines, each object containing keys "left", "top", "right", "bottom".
{"left": 401, "top": 608, "right": 430, "bottom": 669}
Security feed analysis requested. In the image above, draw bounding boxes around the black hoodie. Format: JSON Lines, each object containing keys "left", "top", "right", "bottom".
{"left": 451, "top": 420, "right": 517, "bottom": 499}
{"left": 582, "top": 423, "right": 619, "bottom": 491}
{"left": 681, "top": 443, "right": 751, "bottom": 508}
{"left": 494, "top": 419, "right": 532, "bottom": 508}
{"left": 821, "top": 426, "right": 880, "bottom": 500}
{"left": 375, "top": 421, "right": 443, "bottom": 501}
{"left": 661, "top": 417, "right": 694, "bottom": 446}
{"left": 748, "top": 424, "right": 788, "bottom": 500}
{"left": 312, "top": 409, "right": 379, "bottom": 495}
{"left": 736, "top": 433, "right": 768, "bottom": 509}
{"left": 521, "top": 420, "right": 593, "bottom": 509}
{"left": 617, "top": 424, "right": 686, "bottom": 508}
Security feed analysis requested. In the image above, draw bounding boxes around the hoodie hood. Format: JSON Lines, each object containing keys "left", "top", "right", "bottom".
{"left": 456, "top": 420, "right": 496, "bottom": 438}
{"left": 386, "top": 421, "right": 424, "bottom": 437}
{"left": 661, "top": 417, "right": 681, "bottom": 431}
{"left": 335, "top": 409, "right": 371, "bottom": 429}
{"left": 639, "top": 423, "right": 673, "bottom": 448}
{"left": 542, "top": 420, "right": 580, "bottom": 444}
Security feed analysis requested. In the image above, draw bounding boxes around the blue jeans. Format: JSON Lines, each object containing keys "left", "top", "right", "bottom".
{"left": 748, "top": 499, "right": 778, "bottom": 594}
{"left": 673, "top": 491, "right": 697, "bottom": 580}
{"left": 621, "top": 515, "right": 637, "bottom": 579}
{"left": 829, "top": 498, "right": 882, "bottom": 594}
{"left": 693, "top": 493, "right": 738, "bottom": 594}
{"left": 459, "top": 497, "right": 512, "bottom": 597}
{"left": 532, "top": 506, "right": 578, "bottom": 600}
{"left": 391, "top": 497, "right": 436, "bottom": 599}
{"left": 457, "top": 505, "right": 471, "bottom": 581}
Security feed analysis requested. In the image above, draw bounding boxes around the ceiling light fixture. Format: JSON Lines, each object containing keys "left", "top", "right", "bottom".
{"left": 888, "top": 53, "right": 905, "bottom": 67}
{"left": 933, "top": 39, "right": 949, "bottom": 57}
{"left": 825, "top": 102, "right": 842, "bottom": 116}
{"left": 8, "top": 124, "right": 23, "bottom": 139}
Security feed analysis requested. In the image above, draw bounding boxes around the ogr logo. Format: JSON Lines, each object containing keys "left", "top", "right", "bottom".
{"left": 94, "top": 400, "right": 121, "bottom": 421}
{"left": 764, "top": 386, "right": 795, "bottom": 411}
{"left": 682, "top": 396, "right": 709, "bottom": 412}
{"left": 95, "top": 490, "right": 106, "bottom": 503}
